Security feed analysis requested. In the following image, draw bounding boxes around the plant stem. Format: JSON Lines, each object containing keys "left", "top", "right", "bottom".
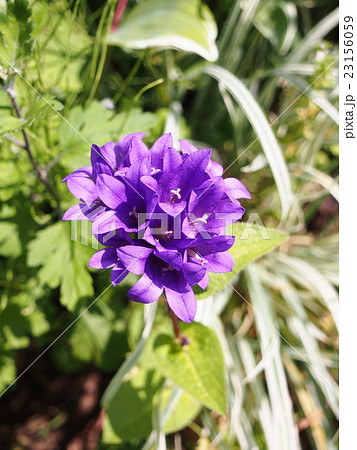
{"left": 168, "top": 306, "right": 181, "bottom": 340}
{"left": 6, "top": 84, "right": 62, "bottom": 217}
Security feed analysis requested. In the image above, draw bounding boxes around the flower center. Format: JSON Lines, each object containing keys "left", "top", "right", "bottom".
{"left": 163, "top": 265, "right": 175, "bottom": 272}
{"left": 191, "top": 213, "right": 210, "bottom": 225}
{"left": 150, "top": 167, "right": 161, "bottom": 175}
{"left": 187, "top": 249, "right": 207, "bottom": 266}
{"left": 129, "top": 205, "right": 138, "bottom": 218}
{"left": 169, "top": 188, "right": 181, "bottom": 203}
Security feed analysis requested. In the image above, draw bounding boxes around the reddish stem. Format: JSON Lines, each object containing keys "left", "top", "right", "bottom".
{"left": 168, "top": 307, "right": 181, "bottom": 340}
{"left": 111, "top": 0, "right": 128, "bottom": 32}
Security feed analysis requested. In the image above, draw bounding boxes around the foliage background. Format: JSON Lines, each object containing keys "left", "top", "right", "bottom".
{"left": 0, "top": 0, "right": 338, "bottom": 448}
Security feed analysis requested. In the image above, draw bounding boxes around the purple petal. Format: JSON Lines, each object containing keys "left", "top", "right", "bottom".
{"left": 91, "top": 144, "right": 113, "bottom": 177}
{"left": 194, "top": 235, "right": 235, "bottom": 254}
{"left": 207, "top": 159, "right": 223, "bottom": 177}
{"left": 179, "top": 149, "right": 211, "bottom": 197}
{"left": 128, "top": 273, "right": 163, "bottom": 303}
{"left": 158, "top": 199, "right": 187, "bottom": 217}
{"left": 111, "top": 265, "right": 128, "bottom": 286}
{"left": 224, "top": 178, "right": 251, "bottom": 200}
{"left": 62, "top": 166, "right": 92, "bottom": 182}
{"left": 88, "top": 248, "right": 117, "bottom": 269}
{"left": 118, "top": 132, "right": 146, "bottom": 154}
{"left": 99, "top": 141, "right": 122, "bottom": 169}
{"left": 198, "top": 272, "right": 209, "bottom": 290}
{"left": 92, "top": 210, "right": 125, "bottom": 234}
{"left": 150, "top": 133, "right": 173, "bottom": 171}
{"left": 63, "top": 204, "right": 89, "bottom": 221}
{"left": 96, "top": 174, "right": 127, "bottom": 209}
{"left": 204, "top": 251, "right": 234, "bottom": 273}
{"left": 179, "top": 139, "right": 198, "bottom": 155}
{"left": 117, "top": 245, "right": 153, "bottom": 275}
{"left": 182, "top": 261, "right": 206, "bottom": 286}
{"left": 153, "top": 248, "right": 183, "bottom": 270}
{"left": 66, "top": 177, "right": 98, "bottom": 204}
{"left": 128, "top": 137, "right": 149, "bottom": 164}
{"left": 165, "top": 285, "right": 197, "bottom": 323}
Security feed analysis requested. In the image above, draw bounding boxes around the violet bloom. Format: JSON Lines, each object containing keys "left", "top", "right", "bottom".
{"left": 63, "top": 133, "right": 250, "bottom": 323}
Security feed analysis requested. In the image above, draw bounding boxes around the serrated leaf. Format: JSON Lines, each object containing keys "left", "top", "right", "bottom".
{"left": 27, "top": 222, "right": 94, "bottom": 310}
{"left": 107, "top": 0, "right": 218, "bottom": 62}
{"left": 195, "top": 223, "right": 287, "bottom": 300}
{"left": 0, "top": 0, "right": 34, "bottom": 65}
{"left": 153, "top": 322, "right": 226, "bottom": 414}
{"left": 59, "top": 102, "right": 160, "bottom": 170}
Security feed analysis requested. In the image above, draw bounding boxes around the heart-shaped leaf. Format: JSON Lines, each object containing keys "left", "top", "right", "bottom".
{"left": 153, "top": 322, "right": 226, "bottom": 414}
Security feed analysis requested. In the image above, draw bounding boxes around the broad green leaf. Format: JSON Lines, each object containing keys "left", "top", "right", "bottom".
{"left": 160, "top": 387, "right": 201, "bottom": 434}
{"left": 254, "top": 2, "right": 297, "bottom": 54}
{"left": 107, "top": 0, "right": 218, "bottom": 62}
{"left": 205, "top": 64, "right": 294, "bottom": 220}
{"left": 59, "top": 102, "right": 160, "bottom": 170}
{"left": 195, "top": 223, "right": 287, "bottom": 300}
{"left": 27, "top": 222, "right": 94, "bottom": 311}
{"left": 102, "top": 365, "right": 201, "bottom": 443}
{"left": 153, "top": 322, "right": 226, "bottom": 414}
{"left": 102, "top": 367, "right": 164, "bottom": 443}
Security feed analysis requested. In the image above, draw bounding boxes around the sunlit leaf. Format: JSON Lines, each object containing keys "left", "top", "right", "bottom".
{"left": 153, "top": 322, "right": 227, "bottom": 414}
{"left": 107, "top": 0, "right": 218, "bottom": 61}
{"left": 195, "top": 223, "right": 287, "bottom": 300}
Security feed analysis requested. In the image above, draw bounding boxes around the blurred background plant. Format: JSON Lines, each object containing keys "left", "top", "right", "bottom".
{"left": 0, "top": 0, "right": 338, "bottom": 448}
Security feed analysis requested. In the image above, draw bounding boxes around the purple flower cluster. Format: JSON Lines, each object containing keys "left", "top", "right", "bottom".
{"left": 62, "top": 133, "right": 250, "bottom": 322}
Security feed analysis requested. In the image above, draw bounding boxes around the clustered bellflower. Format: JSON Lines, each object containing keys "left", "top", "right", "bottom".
{"left": 62, "top": 133, "right": 250, "bottom": 322}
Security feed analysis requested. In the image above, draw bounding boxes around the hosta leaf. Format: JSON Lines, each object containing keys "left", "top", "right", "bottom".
{"left": 153, "top": 322, "right": 226, "bottom": 414}
{"left": 107, "top": 0, "right": 218, "bottom": 62}
{"left": 195, "top": 223, "right": 287, "bottom": 300}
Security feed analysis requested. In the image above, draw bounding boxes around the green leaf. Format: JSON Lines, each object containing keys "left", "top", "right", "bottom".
{"left": 68, "top": 301, "right": 129, "bottom": 371}
{"left": 0, "top": 115, "right": 25, "bottom": 136}
{"left": 195, "top": 223, "right": 287, "bottom": 301}
{"left": 254, "top": 2, "right": 297, "bottom": 54}
{"left": 102, "top": 365, "right": 201, "bottom": 443}
{"left": 103, "top": 367, "right": 164, "bottom": 443}
{"left": 0, "top": 221, "right": 22, "bottom": 257}
{"left": 107, "top": 0, "right": 218, "bottom": 62}
{"left": 153, "top": 322, "right": 227, "bottom": 414}
{"left": 59, "top": 102, "right": 160, "bottom": 170}
{"left": 27, "top": 222, "right": 94, "bottom": 311}
{"left": 24, "top": 96, "right": 64, "bottom": 126}
{"left": 0, "top": 0, "right": 34, "bottom": 66}
{"left": 0, "top": 350, "right": 16, "bottom": 393}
